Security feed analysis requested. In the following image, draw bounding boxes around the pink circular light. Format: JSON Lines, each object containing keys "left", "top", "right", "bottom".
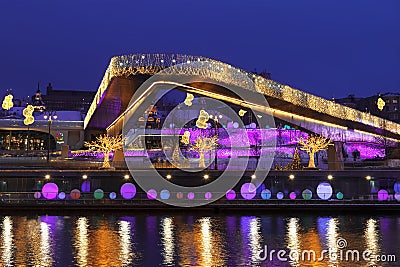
{"left": 176, "top": 192, "right": 183, "bottom": 199}
{"left": 42, "top": 183, "right": 58, "bottom": 200}
{"left": 34, "top": 192, "right": 41, "bottom": 199}
{"left": 187, "top": 192, "right": 195, "bottom": 200}
{"left": 120, "top": 183, "right": 136, "bottom": 199}
{"left": 378, "top": 189, "right": 388, "bottom": 201}
{"left": 70, "top": 189, "right": 81, "bottom": 200}
{"left": 205, "top": 192, "right": 212, "bottom": 199}
{"left": 289, "top": 192, "right": 296, "bottom": 200}
{"left": 240, "top": 183, "right": 257, "bottom": 200}
{"left": 147, "top": 189, "right": 157, "bottom": 200}
{"left": 226, "top": 189, "right": 236, "bottom": 200}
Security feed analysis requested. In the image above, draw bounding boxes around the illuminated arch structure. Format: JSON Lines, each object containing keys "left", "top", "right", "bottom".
{"left": 84, "top": 54, "right": 400, "bottom": 166}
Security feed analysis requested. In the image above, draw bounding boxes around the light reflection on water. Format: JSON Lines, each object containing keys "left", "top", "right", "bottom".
{"left": 0, "top": 214, "right": 399, "bottom": 266}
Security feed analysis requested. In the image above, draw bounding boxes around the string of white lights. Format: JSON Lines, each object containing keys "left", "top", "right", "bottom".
{"left": 84, "top": 54, "right": 400, "bottom": 137}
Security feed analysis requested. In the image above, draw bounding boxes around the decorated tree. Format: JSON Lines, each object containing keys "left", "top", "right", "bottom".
{"left": 84, "top": 134, "right": 124, "bottom": 168}
{"left": 298, "top": 135, "right": 332, "bottom": 168}
{"left": 286, "top": 147, "right": 303, "bottom": 170}
{"left": 190, "top": 135, "right": 218, "bottom": 168}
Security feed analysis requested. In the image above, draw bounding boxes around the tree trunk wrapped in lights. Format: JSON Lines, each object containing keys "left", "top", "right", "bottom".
{"left": 189, "top": 135, "right": 218, "bottom": 168}
{"left": 298, "top": 135, "right": 332, "bottom": 169}
{"left": 84, "top": 134, "right": 124, "bottom": 168}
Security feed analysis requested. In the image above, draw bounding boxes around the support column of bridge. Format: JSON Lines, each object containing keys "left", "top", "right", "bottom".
{"left": 328, "top": 141, "right": 344, "bottom": 170}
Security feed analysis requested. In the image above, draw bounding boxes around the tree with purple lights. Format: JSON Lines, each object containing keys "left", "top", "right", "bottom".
{"left": 84, "top": 134, "right": 124, "bottom": 168}
{"left": 298, "top": 135, "right": 332, "bottom": 169}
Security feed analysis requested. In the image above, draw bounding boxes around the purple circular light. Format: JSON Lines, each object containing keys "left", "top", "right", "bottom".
{"left": 378, "top": 189, "right": 388, "bottom": 201}
{"left": 120, "top": 183, "right": 136, "bottom": 199}
{"left": 187, "top": 192, "right": 195, "bottom": 200}
{"left": 277, "top": 192, "right": 284, "bottom": 200}
{"left": 58, "top": 192, "right": 66, "bottom": 200}
{"left": 226, "top": 189, "right": 236, "bottom": 200}
{"left": 70, "top": 189, "right": 81, "bottom": 200}
{"left": 289, "top": 192, "right": 296, "bottom": 200}
{"left": 395, "top": 193, "right": 400, "bottom": 202}
{"left": 42, "top": 183, "right": 58, "bottom": 200}
{"left": 81, "top": 180, "right": 91, "bottom": 193}
{"left": 240, "top": 183, "right": 257, "bottom": 200}
{"left": 34, "top": 192, "right": 41, "bottom": 199}
{"left": 205, "top": 192, "right": 212, "bottom": 199}
{"left": 147, "top": 189, "right": 157, "bottom": 200}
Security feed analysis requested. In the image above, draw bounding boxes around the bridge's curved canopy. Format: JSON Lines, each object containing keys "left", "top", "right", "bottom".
{"left": 84, "top": 54, "right": 400, "bottom": 141}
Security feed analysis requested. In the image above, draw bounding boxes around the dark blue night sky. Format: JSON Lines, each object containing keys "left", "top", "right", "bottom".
{"left": 0, "top": 0, "right": 399, "bottom": 99}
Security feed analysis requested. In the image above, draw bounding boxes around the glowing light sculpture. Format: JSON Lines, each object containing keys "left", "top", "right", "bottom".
{"left": 84, "top": 134, "right": 124, "bottom": 168}
{"left": 184, "top": 93, "right": 194, "bottom": 106}
{"left": 22, "top": 105, "right": 35, "bottom": 126}
{"left": 190, "top": 135, "right": 218, "bottom": 168}
{"left": 298, "top": 134, "right": 332, "bottom": 168}
{"left": 1, "top": 94, "right": 13, "bottom": 110}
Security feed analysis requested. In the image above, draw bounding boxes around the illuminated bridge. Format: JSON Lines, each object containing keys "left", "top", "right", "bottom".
{"left": 85, "top": 54, "right": 400, "bottom": 140}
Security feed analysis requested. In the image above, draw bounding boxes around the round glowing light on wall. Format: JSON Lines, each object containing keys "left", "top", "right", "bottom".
{"left": 187, "top": 192, "right": 195, "bottom": 200}
{"left": 58, "top": 192, "right": 66, "bottom": 200}
{"left": 336, "top": 192, "right": 344, "bottom": 200}
{"left": 276, "top": 192, "right": 284, "bottom": 200}
{"left": 34, "top": 192, "right": 41, "bottom": 199}
{"left": 378, "top": 189, "right": 388, "bottom": 201}
{"left": 94, "top": 189, "right": 104, "bottom": 200}
{"left": 289, "top": 192, "right": 297, "bottom": 200}
{"left": 261, "top": 189, "right": 272, "bottom": 200}
{"left": 241, "top": 183, "right": 257, "bottom": 200}
{"left": 395, "top": 193, "right": 400, "bottom": 202}
{"left": 302, "top": 189, "right": 312, "bottom": 200}
{"left": 205, "top": 192, "right": 212, "bottom": 200}
{"left": 316, "top": 182, "right": 333, "bottom": 200}
{"left": 226, "top": 189, "right": 236, "bottom": 200}
{"left": 176, "top": 192, "right": 183, "bottom": 199}
{"left": 120, "top": 183, "right": 136, "bottom": 199}
{"left": 160, "top": 190, "right": 170, "bottom": 200}
{"left": 42, "top": 183, "right": 58, "bottom": 200}
{"left": 70, "top": 189, "right": 81, "bottom": 200}
{"left": 81, "top": 180, "right": 90, "bottom": 193}
{"left": 147, "top": 189, "right": 157, "bottom": 200}
{"left": 394, "top": 182, "right": 400, "bottom": 194}
{"left": 109, "top": 192, "right": 117, "bottom": 199}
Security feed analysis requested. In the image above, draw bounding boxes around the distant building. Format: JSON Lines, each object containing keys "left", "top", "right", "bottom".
{"left": 34, "top": 83, "right": 95, "bottom": 113}
{"left": 336, "top": 92, "right": 400, "bottom": 123}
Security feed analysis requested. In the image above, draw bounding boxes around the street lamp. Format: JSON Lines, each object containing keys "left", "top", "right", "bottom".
{"left": 43, "top": 111, "right": 57, "bottom": 162}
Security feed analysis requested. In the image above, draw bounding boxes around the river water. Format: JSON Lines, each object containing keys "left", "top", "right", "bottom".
{"left": 0, "top": 213, "right": 399, "bottom": 266}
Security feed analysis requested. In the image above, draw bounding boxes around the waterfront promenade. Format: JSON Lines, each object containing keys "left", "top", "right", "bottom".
{"left": 0, "top": 167, "right": 399, "bottom": 212}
